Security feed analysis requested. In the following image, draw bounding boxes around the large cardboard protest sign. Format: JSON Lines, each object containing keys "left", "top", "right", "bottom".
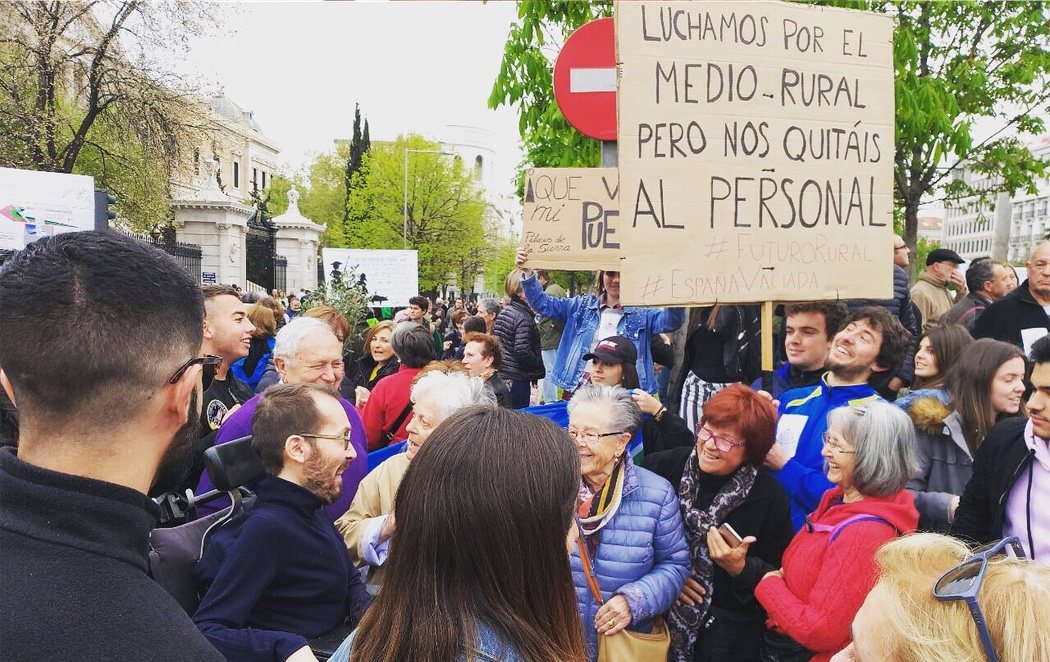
{"left": 616, "top": 1, "right": 894, "bottom": 305}
{"left": 322, "top": 248, "right": 419, "bottom": 308}
{"left": 521, "top": 167, "right": 621, "bottom": 270}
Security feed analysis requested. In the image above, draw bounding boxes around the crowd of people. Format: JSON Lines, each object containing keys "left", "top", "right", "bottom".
{"left": 2, "top": 230, "right": 1050, "bottom": 662}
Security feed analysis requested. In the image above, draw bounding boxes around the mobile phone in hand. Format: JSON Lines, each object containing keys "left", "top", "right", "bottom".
{"left": 718, "top": 522, "right": 744, "bottom": 548}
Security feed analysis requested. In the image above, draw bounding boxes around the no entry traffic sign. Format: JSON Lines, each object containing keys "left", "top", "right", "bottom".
{"left": 553, "top": 17, "right": 616, "bottom": 141}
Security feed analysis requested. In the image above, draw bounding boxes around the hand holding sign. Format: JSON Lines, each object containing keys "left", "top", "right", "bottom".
{"left": 516, "top": 248, "right": 532, "bottom": 277}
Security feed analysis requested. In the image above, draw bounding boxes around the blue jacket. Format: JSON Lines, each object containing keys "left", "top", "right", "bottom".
{"left": 521, "top": 274, "right": 685, "bottom": 393}
{"left": 774, "top": 376, "right": 881, "bottom": 530}
{"left": 330, "top": 622, "right": 523, "bottom": 662}
{"left": 571, "top": 462, "right": 690, "bottom": 661}
{"left": 193, "top": 475, "right": 370, "bottom": 662}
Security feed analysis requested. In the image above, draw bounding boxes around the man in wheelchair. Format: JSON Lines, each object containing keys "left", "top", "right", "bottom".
{"left": 192, "top": 383, "right": 370, "bottom": 662}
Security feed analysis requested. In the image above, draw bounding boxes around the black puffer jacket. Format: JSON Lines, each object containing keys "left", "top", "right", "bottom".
{"left": 492, "top": 297, "right": 545, "bottom": 381}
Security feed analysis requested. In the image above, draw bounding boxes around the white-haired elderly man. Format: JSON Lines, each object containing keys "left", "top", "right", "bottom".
{"left": 194, "top": 317, "right": 367, "bottom": 520}
{"left": 336, "top": 368, "right": 497, "bottom": 590}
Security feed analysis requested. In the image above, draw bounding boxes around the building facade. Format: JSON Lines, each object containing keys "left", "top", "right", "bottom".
{"left": 941, "top": 136, "right": 1050, "bottom": 263}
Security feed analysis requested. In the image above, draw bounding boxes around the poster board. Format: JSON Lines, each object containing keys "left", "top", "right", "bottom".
{"left": 0, "top": 167, "right": 95, "bottom": 251}
{"left": 322, "top": 248, "right": 419, "bottom": 308}
{"left": 521, "top": 167, "right": 621, "bottom": 270}
{"left": 615, "top": 1, "right": 894, "bottom": 305}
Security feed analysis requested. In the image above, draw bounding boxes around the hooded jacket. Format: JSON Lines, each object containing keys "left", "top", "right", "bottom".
{"left": 902, "top": 396, "right": 974, "bottom": 532}
{"left": 755, "top": 487, "right": 918, "bottom": 662}
{"left": 972, "top": 278, "right": 1050, "bottom": 350}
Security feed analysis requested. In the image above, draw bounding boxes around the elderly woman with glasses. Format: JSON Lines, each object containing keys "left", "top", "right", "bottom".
{"left": 755, "top": 402, "right": 919, "bottom": 662}
{"left": 643, "top": 384, "right": 793, "bottom": 662}
{"left": 830, "top": 533, "right": 1050, "bottom": 662}
{"left": 336, "top": 367, "right": 496, "bottom": 590}
{"left": 567, "top": 384, "right": 690, "bottom": 662}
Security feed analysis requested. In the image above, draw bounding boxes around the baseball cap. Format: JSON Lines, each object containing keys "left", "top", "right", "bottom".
{"left": 582, "top": 335, "right": 638, "bottom": 366}
{"left": 926, "top": 248, "right": 965, "bottom": 266}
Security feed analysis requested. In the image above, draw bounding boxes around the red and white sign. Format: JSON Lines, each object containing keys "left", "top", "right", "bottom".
{"left": 553, "top": 17, "right": 616, "bottom": 141}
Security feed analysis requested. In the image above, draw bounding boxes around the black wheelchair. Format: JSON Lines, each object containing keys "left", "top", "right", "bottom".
{"left": 148, "top": 436, "right": 350, "bottom": 660}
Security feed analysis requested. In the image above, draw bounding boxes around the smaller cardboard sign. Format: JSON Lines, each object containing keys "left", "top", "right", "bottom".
{"left": 521, "top": 167, "right": 620, "bottom": 271}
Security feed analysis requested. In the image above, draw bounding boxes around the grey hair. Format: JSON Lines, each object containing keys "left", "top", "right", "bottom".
{"left": 273, "top": 316, "right": 333, "bottom": 363}
{"left": 567, "top": 384, "right": 641, "bottom": 434}
{"left": 479, "top": 298, "right": 502, "bottom": 315}
{"left": 410, "top": 371, "right": 497, "bottom": 422}
{"left": 826, "top": 401, "right": 918, "bottom": 497}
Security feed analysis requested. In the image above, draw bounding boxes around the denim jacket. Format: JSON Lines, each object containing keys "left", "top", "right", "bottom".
{"left": 521, "top": 274, "right": 685, "bottom": 393}
{"left": 330, "top": 622, "right": 523, "bottom": 662}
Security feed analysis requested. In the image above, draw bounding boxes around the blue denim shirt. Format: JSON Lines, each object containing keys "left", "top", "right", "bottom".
{"left": 329, "top": 622, "right": 523, "bottom": 662}
{"left": 521, "top": 274, "right": 685, "bottom": 393}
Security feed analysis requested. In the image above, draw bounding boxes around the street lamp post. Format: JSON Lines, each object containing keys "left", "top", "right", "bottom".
{"left": 403, "top": 148, "right": 454, "bottom": 249}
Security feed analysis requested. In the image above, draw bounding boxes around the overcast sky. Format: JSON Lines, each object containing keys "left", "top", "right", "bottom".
{"left": 184, "top": 1, "right": 525, "bottom": 195}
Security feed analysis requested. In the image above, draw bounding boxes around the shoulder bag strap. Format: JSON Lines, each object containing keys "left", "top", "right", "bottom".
{"left": 383, "top": 401, "right": 414, "bottom": 443}
{"left": 576, "top": 534, "right": 605, "bottom": 606}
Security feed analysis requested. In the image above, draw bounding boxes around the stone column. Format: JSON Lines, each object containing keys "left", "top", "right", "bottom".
{"left": 273, "top": 188, "right": 324, "bottom": 292}
{"left": 171, "top": 159, "right": 254, "bottom": 285}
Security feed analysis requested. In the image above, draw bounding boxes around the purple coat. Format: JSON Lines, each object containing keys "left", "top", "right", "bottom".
{"left": 193, "top": 393, "right": 368, "bottom": 521}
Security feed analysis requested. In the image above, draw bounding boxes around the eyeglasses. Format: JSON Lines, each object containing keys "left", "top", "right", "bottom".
{"left": 297, "top": 429, "right": 353, "bottom": 450}
{"left": 933, "top": 536, "right": 1026, "bottom": 662}
{"left": 696, "top": 426, "right": 745, "bottom": 453}
{"left": 822, "top": 431, "right": 856, "bottom": 454}
{"left": 894, "top": 245, "right": 909, "bottom": 252}
{"left": 169, "top": 355, "right": 222, "bottom": 391}
{"left": 568, "top": 428, "right": 626, "bottom": 445}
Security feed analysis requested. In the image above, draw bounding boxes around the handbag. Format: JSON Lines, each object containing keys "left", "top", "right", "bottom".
{"left": 576, "top": 535, "right": 671, "bottom": 662}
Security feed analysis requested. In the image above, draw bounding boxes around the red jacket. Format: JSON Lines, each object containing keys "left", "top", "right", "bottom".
{"left": 362, "top": 365, "right": 422, "bottom": 450}
{"left": 754, "top": 487, "right": 918, "bottom": 661}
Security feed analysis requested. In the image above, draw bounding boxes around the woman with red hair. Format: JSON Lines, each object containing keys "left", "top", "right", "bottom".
{"left": 644, "top": 384, "right": 793, "bottom": 662}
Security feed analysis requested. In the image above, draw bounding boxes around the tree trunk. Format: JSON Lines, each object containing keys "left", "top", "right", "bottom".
{"left": 903, "top": 199, "right": 920, "bottom": 282}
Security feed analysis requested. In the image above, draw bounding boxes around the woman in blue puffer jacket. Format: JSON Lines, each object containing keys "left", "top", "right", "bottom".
{"left": 567, "top": 384, "right": 691, "bottom": 661}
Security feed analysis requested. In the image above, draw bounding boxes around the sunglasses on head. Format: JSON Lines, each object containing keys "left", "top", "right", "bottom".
{"left": 932, "top": 536, "right": 1026, "bottom": 662}
{"left": 169, "top": 355, "right": 222, "bottom": 392}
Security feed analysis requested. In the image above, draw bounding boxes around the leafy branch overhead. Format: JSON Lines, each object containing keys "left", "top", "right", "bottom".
{"left": 0, "top": 1, "right": 221, "bottom": 231}
{"left": 490, "top": 0, "right": 1050, "bottom": 267}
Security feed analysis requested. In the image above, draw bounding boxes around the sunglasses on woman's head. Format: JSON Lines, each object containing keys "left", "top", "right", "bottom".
{"left": 932, "top": 536, "right": 1026, "bottom": 662}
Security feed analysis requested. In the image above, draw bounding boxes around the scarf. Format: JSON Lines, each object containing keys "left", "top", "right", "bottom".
{"left": 667, "top": 448, "right": 757, "bottom": 662}
{"left": 577, "top": 457, "right": 627, "bottom": 559}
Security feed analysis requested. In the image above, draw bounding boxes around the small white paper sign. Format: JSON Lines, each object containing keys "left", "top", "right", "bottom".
{"left": 1021, "top": 327, "right": 1048, "bottom": 356}
{"left": 775, "top": 414, "right": 810, "bottom": 460}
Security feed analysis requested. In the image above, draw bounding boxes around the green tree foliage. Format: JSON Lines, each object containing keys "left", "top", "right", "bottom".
{"left": 490, "top": 1, "right": 1050, "bottom": 272}
{"left": 885, "top": 0, "right": 1049, "bottom": 273}
{"left": 0, "top": 1, "right": 218, "bottom": 231}
{"left": 262, "top": 148, "right": 350, "bottom": 247}
{"left": 346, "top": 134, "right": 488, "bottom": 291}
{"left": 342, "top": 104, "right": 371, "bottom": 238}
{"left": 488, "top": 1, "right": 612, "bottom": 180}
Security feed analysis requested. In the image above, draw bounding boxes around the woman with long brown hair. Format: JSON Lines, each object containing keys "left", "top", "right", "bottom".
{"left": 906, "top": 338, "right": 1027, "bottom": 532}
{"left": 330, "top": 406, "right": 588, "bottom": 662}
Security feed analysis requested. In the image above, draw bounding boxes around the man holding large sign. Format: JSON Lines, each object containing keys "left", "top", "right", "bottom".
{"left": 616, "top": 1, "right": 895, "bottom": 305}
